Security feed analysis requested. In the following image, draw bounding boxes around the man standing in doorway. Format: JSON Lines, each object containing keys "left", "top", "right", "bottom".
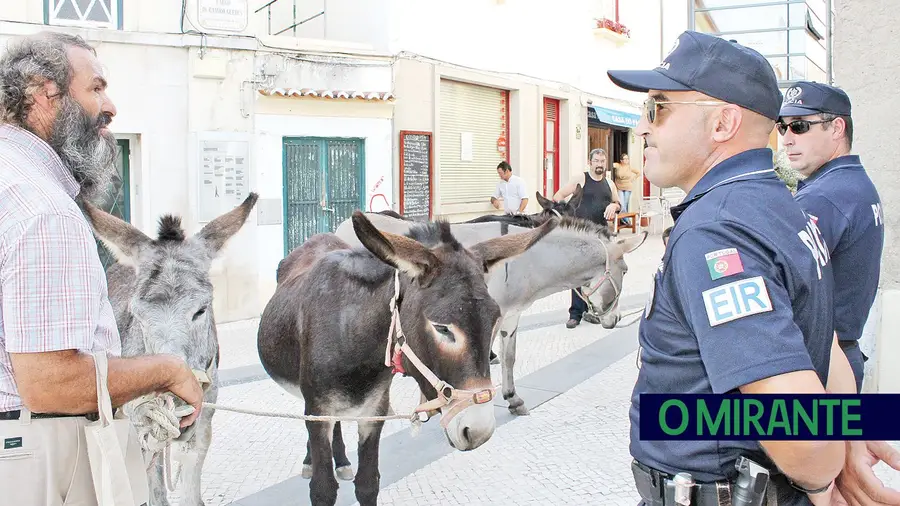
{"left": 553, "top": 148, "right": 621, "bottom": 329}
{"left": 491, "top": 161, "right": 529, "bottom": 214}
{"left": 613, "top": 153, "right": 641, "bottom": 227}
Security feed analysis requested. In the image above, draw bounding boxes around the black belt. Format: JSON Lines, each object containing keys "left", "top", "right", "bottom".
{"left": 0, "top": 410, "right": 108, "bottom": 422}
{"left": 632, "top": 460, "right": 733, "bottom": 506}
{"left": 632, "top": 460, "right": 795, "bottom": 506}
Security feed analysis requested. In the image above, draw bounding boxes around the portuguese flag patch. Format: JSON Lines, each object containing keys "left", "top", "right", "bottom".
{"left": 704, "top": 248, "right": 744, "bottom": 280}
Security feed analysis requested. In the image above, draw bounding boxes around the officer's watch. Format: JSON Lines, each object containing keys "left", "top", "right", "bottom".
{"left": 788, "top": 478, "right": 832, "bottom": 494}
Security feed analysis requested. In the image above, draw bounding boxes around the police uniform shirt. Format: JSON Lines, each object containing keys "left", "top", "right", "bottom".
{"left": 794, "top": 154, "right": 884, "bottom": 342}
{"left": 631, "top": 148, "right": 835, "bottom": 483}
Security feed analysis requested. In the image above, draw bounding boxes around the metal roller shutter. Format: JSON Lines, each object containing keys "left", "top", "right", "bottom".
{"left": 439, "top": 79, "right": 509, "bottom": 206}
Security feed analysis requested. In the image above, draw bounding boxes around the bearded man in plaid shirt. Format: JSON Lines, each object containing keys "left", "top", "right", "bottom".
{"left": 0, "top": 32, "right": 203, "bottom": 505}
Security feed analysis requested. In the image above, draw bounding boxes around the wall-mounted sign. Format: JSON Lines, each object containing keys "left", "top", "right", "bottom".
{"left": 197, "top": 132, "right": 251, "bottom": 223}
{"left": 197, "top": 0, "right": 248, "bottom": 32}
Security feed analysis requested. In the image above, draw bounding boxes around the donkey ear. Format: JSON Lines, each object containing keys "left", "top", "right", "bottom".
{"left": 616, "top": 230, "right": 648, "bottom": 255}
{"left": 78, "top": 198, "right": 151, "bottom": 268}
{"left": 196, "top": 192, "right": 258, "bottom": 255}
{"left": 535, "top": 191, "right": 553, "bottom": 210}
{"left": 469, "top": 218, "right": 557, "bottom": 272}
{"left": 351, "top": 211, "right": 439, "bottom": 279}
{"left": 568, "top": 184, "right": 584, "bottom": 210}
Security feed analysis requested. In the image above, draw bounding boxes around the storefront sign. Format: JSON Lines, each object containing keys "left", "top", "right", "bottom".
{"left": 590, "top": 105, "right": 641, "bottom": 129}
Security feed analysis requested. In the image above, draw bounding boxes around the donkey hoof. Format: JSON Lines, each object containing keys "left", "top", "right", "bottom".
{"left": 582, "top": 312, "right": 601, "bottom": 325}
{"left": 301, "top": 464, "right": 312, "bottom": 479}
{"left": 335, "top": 465, "right": 355, "bottom": 481}
{"left": 507, "top": 397, "right": 530, "bottom": 416}
{"left": 509, "top": 404, "right": 530, "bottom": 416}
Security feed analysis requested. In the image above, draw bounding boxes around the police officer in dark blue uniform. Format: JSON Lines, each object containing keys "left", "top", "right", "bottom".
{"left": 777, "top": 81, "right": 884, "bottom": 394}
{"left": 777, "top": 81, "right": 900, "bottom": 506}
{"left": 607, "top": 31, "right": 853, "bottom": 505}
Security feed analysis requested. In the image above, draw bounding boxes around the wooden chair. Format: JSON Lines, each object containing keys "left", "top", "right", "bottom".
{"left": 609, "top": 212, "right": 638, "bottom": 234}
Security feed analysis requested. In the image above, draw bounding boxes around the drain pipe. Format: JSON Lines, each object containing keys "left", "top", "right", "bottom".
{"left": 660, "top": 0, "right": 665, "bottom": 60}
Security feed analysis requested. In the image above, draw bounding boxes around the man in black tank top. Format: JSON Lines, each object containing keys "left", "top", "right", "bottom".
{"left": 552, "top": 148, "right": 621, "bottom": 328}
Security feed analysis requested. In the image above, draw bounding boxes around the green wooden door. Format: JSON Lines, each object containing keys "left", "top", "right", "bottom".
{"left": 97, "top": 139, "right": 130, "bottom": 269}
{"left": 283, "top": 137, "right": 364, "bottom": 254}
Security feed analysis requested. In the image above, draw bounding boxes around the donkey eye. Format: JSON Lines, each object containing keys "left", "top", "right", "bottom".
{"left": 192, "top": 307, "right": 207, "bottom": 321}
{"left": 431, "top": 323, "right": 454, "bottom": 340}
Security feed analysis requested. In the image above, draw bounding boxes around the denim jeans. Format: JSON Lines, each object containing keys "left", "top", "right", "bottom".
{"left": 569, "top": 289, "right": 588, "bottom": 321}
{"left": 618, "top": 190, "right": 632, "bottom": 225}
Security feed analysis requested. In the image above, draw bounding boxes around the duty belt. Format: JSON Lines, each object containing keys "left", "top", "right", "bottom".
{"left": 631, "top": 460, "right": 785, "bottom": 506}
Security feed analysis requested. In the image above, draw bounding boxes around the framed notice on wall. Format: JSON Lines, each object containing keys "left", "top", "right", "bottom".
{"left": 399, "top": 130, "right": 433, "bottom": 221}
{"left": 197, "top": 0, "right": 249, "bottom": 32}
{"left": 196, "top": 131, "right": 251, "bottom": 223}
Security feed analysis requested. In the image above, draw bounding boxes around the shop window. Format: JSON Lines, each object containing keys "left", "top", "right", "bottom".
{"left": 46, "top": 0, "right": 121, "bottom": 30}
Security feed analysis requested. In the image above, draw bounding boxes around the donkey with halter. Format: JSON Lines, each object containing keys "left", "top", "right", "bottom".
{"left": 80, "top": 193, "right": 259, "bottom": 506}
{"left": 322, "top": 210, "right": 647, "bottom": 479}
{"left": 257, "top": 211, "right": 556, "bottom": 506}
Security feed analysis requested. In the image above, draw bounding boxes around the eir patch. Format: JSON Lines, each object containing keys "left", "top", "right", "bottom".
{"left": 704, "top": 248, "right": 744, "bottom": 280}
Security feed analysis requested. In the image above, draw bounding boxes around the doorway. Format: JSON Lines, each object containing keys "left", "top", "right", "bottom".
{"left": 543, "top": 97, "right": 560, "bottom": 197}
{"left": 282, "top": 137, "right": 365, "bottom": 254}
{"left": 96, "top": 138, "right": 130, "bottom": 270}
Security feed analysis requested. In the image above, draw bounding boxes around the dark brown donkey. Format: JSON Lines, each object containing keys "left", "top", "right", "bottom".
{"left": 257, "top": 211, "right": 556, "bottom": 506}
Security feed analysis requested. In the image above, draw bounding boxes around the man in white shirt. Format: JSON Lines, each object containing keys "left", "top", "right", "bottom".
{"left": 490, "top": 161, "right": 529, "bottom": 214}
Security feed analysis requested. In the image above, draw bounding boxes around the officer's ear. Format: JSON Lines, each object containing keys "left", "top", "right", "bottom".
{"left": 615, "top": 230, "right": 648, "bottom": 255}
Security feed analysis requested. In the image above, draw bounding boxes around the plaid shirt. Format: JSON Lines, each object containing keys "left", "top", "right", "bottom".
{"left": 0, "top": 124, "right": 121, "bottom": 412}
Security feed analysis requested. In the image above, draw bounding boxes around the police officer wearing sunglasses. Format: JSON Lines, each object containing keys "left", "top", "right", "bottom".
{"left": 778, "top": 81, "right": 884, "bottom": 394}
{"left": 607, "top": 31, "right": 857, "bottom": 505}
{"left": 778, "top": 82, "right": 900, "bottom": 506}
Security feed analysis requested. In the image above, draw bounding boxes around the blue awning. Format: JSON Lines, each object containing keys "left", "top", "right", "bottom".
{"left": 589, "top": 105, "right": 641, "bottom": 129}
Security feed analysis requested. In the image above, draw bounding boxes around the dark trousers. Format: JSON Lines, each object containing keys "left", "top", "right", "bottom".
{"left": 839, "top": 340, "right": 867, "bottom": 393}
{"left": 569, "top": 289, "right": 587, "bottom": 321}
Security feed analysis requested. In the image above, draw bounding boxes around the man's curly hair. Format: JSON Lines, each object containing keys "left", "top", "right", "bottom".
{"left": 0, "top": 32, "right": 95, "bottom": 126}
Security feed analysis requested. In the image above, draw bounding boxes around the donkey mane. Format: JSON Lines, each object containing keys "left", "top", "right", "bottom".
{"left": 156, "top": 215, "right": 186, "bottom": 242}
{"left": 405, "top": 220, "right": 463, "bottom": 250}
{"left": 554, "top": 215, "right": 614, "bottom": 241}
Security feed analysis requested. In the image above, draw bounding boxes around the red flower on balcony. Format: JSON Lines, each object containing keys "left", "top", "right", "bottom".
{"left": 595, "top": 17, "right": 631, "bottom": 38}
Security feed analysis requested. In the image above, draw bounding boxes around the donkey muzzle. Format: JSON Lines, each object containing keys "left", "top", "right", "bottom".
{"left": 438, "top": 386, "right": 496, "bottom": 451}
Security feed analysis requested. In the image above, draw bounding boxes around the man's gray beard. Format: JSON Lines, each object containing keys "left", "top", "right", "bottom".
{"left": 47, "top": 96, "right": 117, "bottom": 202}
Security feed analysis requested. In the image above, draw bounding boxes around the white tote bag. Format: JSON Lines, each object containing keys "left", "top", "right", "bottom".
{"left": 83, "top": 350, "right": 150, "bottom": 506}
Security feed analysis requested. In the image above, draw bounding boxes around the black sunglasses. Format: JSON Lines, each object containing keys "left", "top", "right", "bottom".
{"left": 776, "top": 118, "right": 834, "bottom": 135}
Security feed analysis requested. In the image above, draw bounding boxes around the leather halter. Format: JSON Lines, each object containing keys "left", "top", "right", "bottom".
{"left": 574, "top": 236, "right": 622, "bottom": 317}
{"left": 384, "top": 270, "right": 495, "bottom": 429}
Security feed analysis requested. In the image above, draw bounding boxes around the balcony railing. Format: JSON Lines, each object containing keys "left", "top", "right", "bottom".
{"left": 256, "top": 0, "right": 325, "bottom": 37}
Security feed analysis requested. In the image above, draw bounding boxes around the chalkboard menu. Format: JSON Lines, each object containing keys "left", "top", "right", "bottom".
{"left": 399, "top": 130, "right": 433, "bottom": 221}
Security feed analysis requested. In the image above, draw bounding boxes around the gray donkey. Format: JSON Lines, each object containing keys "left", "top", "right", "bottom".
{"left": 80, "top": 193, "right": 259, "bottom": 506}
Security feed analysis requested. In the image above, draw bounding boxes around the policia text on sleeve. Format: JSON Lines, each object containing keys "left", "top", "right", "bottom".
{"left": 777, "top": 80, "right": 885, "bottom": 394}
{"left": 607, "top": 31, "right": 848, "bottom": 506}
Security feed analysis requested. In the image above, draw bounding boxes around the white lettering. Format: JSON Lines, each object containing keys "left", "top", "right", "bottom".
{"left": 798, "top": 217, "right": 830, "bottom": 280}
{"left": 702, "top": 276, "right": 773, "bottom": 327}
{"left": 873, "top": 203, "right": 884, "bottom": 227}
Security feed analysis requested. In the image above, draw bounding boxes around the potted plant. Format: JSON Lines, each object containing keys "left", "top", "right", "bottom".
{"left": 594, "top": 17, "right": 631, "bottom": 43}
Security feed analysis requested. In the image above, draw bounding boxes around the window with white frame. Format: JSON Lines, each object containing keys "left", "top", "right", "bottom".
{"left": 47, "top": 0, "right": 121, "bottom": 30}
{"left": 596, "top": 0, "right": 619, "bottom": 22}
